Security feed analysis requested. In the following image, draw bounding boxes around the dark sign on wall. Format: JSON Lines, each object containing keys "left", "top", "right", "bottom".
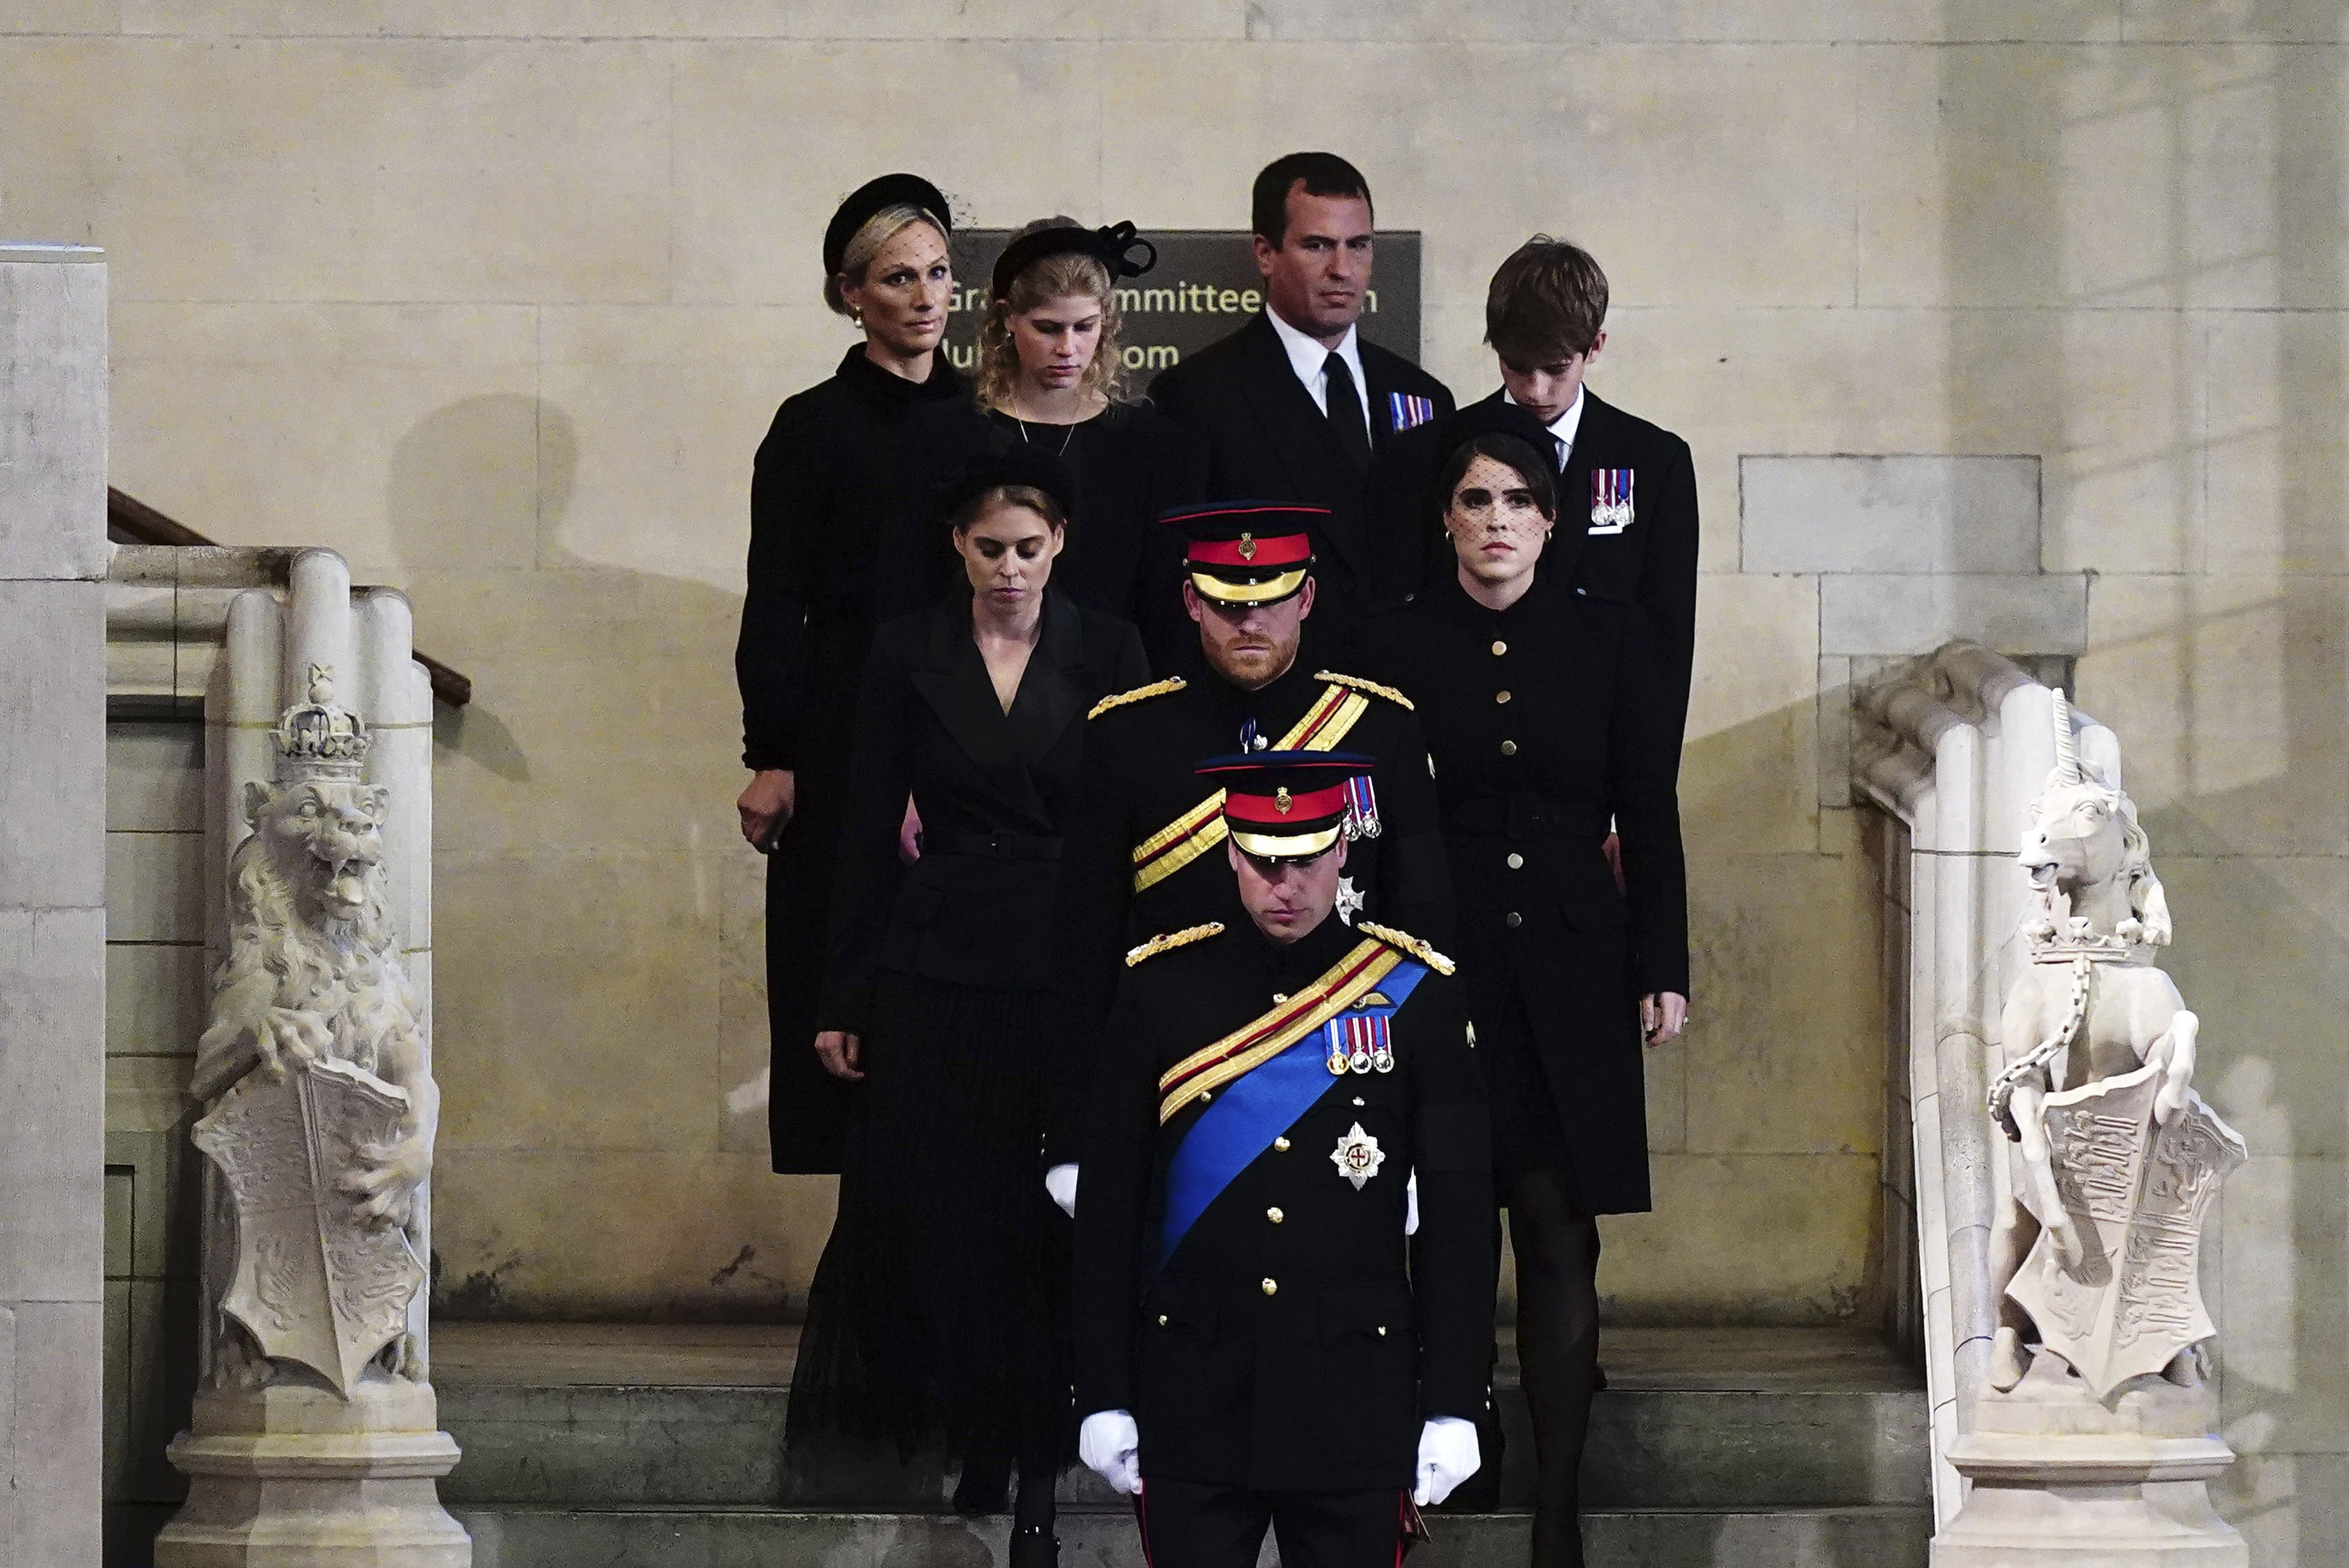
{"left": 942, "top": 231, "right": 1423, "bottom": 390}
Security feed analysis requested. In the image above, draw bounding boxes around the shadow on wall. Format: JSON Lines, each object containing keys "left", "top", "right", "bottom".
{"left": 393, "top": 393, "right": 578, "bottom": 784}
{"left": 385, "top": 390, "right": 832, "bottom": 1324}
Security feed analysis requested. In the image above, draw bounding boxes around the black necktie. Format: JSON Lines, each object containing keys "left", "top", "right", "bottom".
{"left": 1322, "top": 351, "right": 1372, "bottom": 473}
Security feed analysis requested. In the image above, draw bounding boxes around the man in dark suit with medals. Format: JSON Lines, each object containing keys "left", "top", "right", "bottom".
{"left": 1368, "top": 238, "right": 1700, "bottom": 739}
{"left": 1073, "top": 754, "right": 1492, "bottom": 1567}
{"left": 1149, "top": 153, "right": 1456, "bottom": 646}
{"left": 1044, "top": 503, "right": 1453, "bottom": 1203}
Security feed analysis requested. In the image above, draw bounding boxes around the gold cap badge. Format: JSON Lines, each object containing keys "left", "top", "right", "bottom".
{"left": 1275, "top": 787, "right": 1293, "bottom": 814}
{"left": 1239, "top": 533, "right": 1258, "bottom": 561}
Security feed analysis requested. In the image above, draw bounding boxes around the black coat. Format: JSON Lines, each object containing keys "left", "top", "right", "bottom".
{"left": 1358, "top": 573, "right": 1688, "bottom": 1214}
{"left": 820, "top": 589, "right": 1150, "bottom": 1036}
{"left": 1150, "top": 314, "right": 1454, "bottom": 644}
{"left": 1048, "top": 648, "right": 1454, "bottom": 1161}
{"left": 898, "top": 401, "right": 1207, "bottom": 670}
{"left": 1364, "top": 389, "right": 1700, "bottom": 737}
{"left": 740, "top": 346, "right": 970, "bottom": 1173}
{"left": 1073, "top": 914, "right": 1494, "bottom": 1491}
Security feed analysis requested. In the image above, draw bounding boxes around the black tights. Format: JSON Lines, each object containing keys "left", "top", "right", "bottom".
{"left": 1506, "top": 1166, "right": 1601, "bottom": 1568}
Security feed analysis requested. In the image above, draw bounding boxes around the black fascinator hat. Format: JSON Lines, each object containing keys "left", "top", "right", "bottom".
{"left": 823, "top": 172, "right": 952, "bottom": 278}
{"left": 1436, "top": 400, "right": 1564, "bottom": 480}
{"left": 990, "top": 220, "right": 1158, "bottom": 301}
{"left": 932, "top": 443, "right": 1078, "bottom": 535}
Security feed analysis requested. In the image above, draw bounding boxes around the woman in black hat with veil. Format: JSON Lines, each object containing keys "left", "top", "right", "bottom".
{"left": 904, "top": 217, "right": 1204, "bottom": 667}
{"left": 785, "top": 447, "right": 1149, "bottom": 1566}
{"left": 1357, "top": 404, "right": 1689, "bottom": 1568}
{"left": 736, "top": 173, "right": 967, "bottom": 1179}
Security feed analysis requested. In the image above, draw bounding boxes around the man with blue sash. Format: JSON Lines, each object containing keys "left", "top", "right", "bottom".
{"left": 1073, "top": 752, "right": 1492, "bottom": 1568}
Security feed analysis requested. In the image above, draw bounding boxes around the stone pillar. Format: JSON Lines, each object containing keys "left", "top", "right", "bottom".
{"left": 0, "top": 242, "right": 109, "bottom": 1568}
{"left": 155, "top": 550, "right": 467, "bottom": 1567}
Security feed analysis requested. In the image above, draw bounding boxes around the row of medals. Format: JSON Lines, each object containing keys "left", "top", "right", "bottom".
{"left": 1328, "top": 1021, "right": 1395, "bottom": 1076}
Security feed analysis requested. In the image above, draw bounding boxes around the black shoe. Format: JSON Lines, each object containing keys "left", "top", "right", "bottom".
{"left": 1009, "top": 1524, "right": 1060, "bottom": 1568}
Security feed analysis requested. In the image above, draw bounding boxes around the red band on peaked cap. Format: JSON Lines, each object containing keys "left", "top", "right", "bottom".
{"left": 1224, "top": 781, "right": 1349, "bottom": 826}
{"left": 1189, "top": 533, "right": 1312, "bottom": 569}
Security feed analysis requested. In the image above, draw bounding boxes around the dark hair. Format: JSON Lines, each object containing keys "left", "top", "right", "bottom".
{"left": 1485, "top": 236, "right": 1609, "bottom": 362}
{"left": 1250, "top": 152, "right": 1374, "bottom": 247}
{"left": 950, "top": 483, "right": 1069, "bottom": 539}
{"left": 1434, "top": 432, "right": 1557, "bottom": 523}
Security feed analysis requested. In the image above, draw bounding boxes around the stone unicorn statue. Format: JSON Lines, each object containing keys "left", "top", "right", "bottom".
{"left": 1985, "top": 690, "right": 2205, "bottom": 1393}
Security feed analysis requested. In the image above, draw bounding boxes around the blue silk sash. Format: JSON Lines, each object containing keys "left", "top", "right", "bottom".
{"left": 1159, "top": 956, "right": 1430, "bottom": 1264}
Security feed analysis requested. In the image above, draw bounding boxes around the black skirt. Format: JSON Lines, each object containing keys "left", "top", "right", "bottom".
{"left": 785, "top": 971, "right": 1074, "bottom": 1475}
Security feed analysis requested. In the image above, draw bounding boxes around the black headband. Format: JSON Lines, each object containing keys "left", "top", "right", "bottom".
{"left": 823, "top": 173, "right": 952, "bottom": 278}
{"left": 932, "top": 443, "right": 1077, "bottom": 533}
{"left": 990, "top": 220, "right": 1158, "bottom": 302}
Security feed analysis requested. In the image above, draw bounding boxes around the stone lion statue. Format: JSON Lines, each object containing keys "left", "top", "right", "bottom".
{"left": 1986, "top": 691, "right": 2201, "bottom": 1392}
{"left": 190, "top": 697, "right": 437, "bottom": 1233}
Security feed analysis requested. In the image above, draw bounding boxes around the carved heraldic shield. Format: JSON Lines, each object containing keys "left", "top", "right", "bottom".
{"left": 2007, "top": 1063, "right": 2246, "bottom": 1400}
{"left": 191, "top": 1057, "right": 427, "bottom": 1395}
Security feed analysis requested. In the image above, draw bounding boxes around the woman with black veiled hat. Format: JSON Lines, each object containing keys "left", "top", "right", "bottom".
{"left": 903, "top": 217, "right": 1206, "bottom": 667}
{"left": 736, "top": 174, "right": 969, "bottom": 1179}
{"left": 1356, "top": 406, "right": 1689, "bottom": 1568}
{"left": 785, "top": 447, "right": 1149, "bottom": 1565}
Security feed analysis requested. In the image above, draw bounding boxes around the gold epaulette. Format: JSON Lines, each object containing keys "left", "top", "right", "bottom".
{"left": 1357, "top": 920, "right": 1455, "bottom": 977}
{"left": 1313, "top": 670, "right": 1413, "bottom": 710}
{"left": 1126, "top": 921, "right": 1224, "bottom": 967}
{"left": 1090, "top": 675, "right": 1186, "bottom": 720}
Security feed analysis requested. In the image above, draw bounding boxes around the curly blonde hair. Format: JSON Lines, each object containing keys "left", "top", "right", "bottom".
{"left": 974, "top": 219, "right": 1127, "bottom": 413}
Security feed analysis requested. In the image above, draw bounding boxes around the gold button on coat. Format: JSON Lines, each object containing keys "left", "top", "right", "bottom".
{"left": 1501, "top": 740, "right": 1518, "bottom": 756}
{"left": 1274, "top": 1137, "right": 1291, "bottom": 1152}
{"left": 1272, "top": 993, "right": 1288, "bottom": 1004}
{"left": 1496, "top": 690, "right": 1511, "bottom": 704}
{"left": 1506, "top": 911, "right": 1523, "bottom": 928}
{"left": 1491, "top": 640, "right": 1507, "bottom": 656}
{"left": 1262, "top": 1278, "right": 1279, "bottom": 1297}
{"left": 1507, "top": 853, "right": 1524, "bottom": 869}
{"left": 1267, "top": 1207, "right": 1284, "bottom": 1224}
{"left": 1158, "top": 1314, "right": 1168, "bottom": 1326}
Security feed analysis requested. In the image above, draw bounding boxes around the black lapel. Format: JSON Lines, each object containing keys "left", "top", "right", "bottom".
{"left": 1238, "top": 317, "right": 1373, "bottom": 576}
{"left": 1002, "top": 591, "right": 1089, "bottom": 773}
{"left": 907, "top": 598, "right": 1048, "bottom": 824}
{"left": 1546, "top": 389, "right": 1614, "bottom": 589}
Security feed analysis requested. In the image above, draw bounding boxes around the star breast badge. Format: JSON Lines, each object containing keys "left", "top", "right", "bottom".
{"left": 1331, "top": 1123, "right": 1385, "bottom": 1190}
{"left": 1334, "top": 875, "right": 1365, "bottom": 926}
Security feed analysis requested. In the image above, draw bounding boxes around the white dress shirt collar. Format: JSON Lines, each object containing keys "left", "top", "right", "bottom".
{"left": 1503, "top": 383, "right": 1587, "bottom": 463}
{"left": 1265, "top": 308, "right": 1372, "bottom": 439}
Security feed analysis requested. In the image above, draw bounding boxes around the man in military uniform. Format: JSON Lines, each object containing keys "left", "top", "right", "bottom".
{"left": 1046, "top": 501, "right": 1452, "bottom": 1189}
{"left": 1150, "top": 152, "right": 1456, "bottom": 645}
{"left": 1073, "top": 754, "right": 1491, "bottom": 1567}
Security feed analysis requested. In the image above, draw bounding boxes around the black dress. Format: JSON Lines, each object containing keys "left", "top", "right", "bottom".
{"left": 786, "top": 589, "right": 1150, "bottom": 1476}
{"left": 738, "top": 344, "right": 969, "bottom": 1175}
{"left": 1358, "top": 571, "right": 1688, "bottom": 1211}
{"left": 900, "top": 400, "right": 1206, "bottom": 668}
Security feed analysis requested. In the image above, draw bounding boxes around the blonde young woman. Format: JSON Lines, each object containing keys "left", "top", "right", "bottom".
{"left": 909, "top": 218, "right": 1205, "bottom": 667}
{"left": 735, "top": 174, "right": 966, "bottom": 1178}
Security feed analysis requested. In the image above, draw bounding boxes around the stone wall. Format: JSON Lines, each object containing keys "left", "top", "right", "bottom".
{"left": 0, "top": 244, "right": 108, "bottom": 1568}
{"left": 9, "top": 7, "right": 2346, "bottom": 1558}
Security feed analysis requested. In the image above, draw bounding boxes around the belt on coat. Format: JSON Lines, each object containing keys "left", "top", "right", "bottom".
{"left": 1444, "top": 793, "right": 1606, "bottom": 842}
{"left": 921, "top": 830, "right": 1064, "bottom": 861}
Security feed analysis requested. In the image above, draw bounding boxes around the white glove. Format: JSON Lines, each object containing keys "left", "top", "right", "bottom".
{"left": 1413, "top": 1416, "right": 1479, "bottom": 1506}
{"left": 1080, "top": 1409, "right": 1142, "bottom": 1495}
{"left": 1044, "top": 1163, "right": 1078, "bottom": 1217}
{"left": 1404, "top": 1169, "right": 1419, "bottom": 1236}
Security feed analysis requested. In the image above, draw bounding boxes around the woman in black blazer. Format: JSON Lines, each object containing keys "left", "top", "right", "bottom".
{"left": 737, "top": 174, "right": 971, "bottom": 1177}
{"left": 1357, "top": 410, "right": 1688, "bottom": 1568}
{"left": 785, "top": 452, "right": 1149, "bottom": 1567}
{"left": 903, "top": 218, "right": 1204, "bottom": 666}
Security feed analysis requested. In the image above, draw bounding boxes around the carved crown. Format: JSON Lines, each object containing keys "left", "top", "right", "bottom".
{"left": 272, "top": 664, "right": 371, "bottom": 782}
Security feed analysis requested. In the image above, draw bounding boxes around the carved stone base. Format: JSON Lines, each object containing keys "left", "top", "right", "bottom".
{"left": 156, "top": 1380, "right": 470, "bottom": 1568}
{"left": 1933, "top": 1354, "right": 2247, "bottom": 1566}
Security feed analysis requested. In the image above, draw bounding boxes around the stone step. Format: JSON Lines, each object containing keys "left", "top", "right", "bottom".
{"left": 429, "top": 1324, "right": 1929, "bottom": 1513}
{"left": 451, "top": 1504, "right": 1933, "bottom": 1568}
